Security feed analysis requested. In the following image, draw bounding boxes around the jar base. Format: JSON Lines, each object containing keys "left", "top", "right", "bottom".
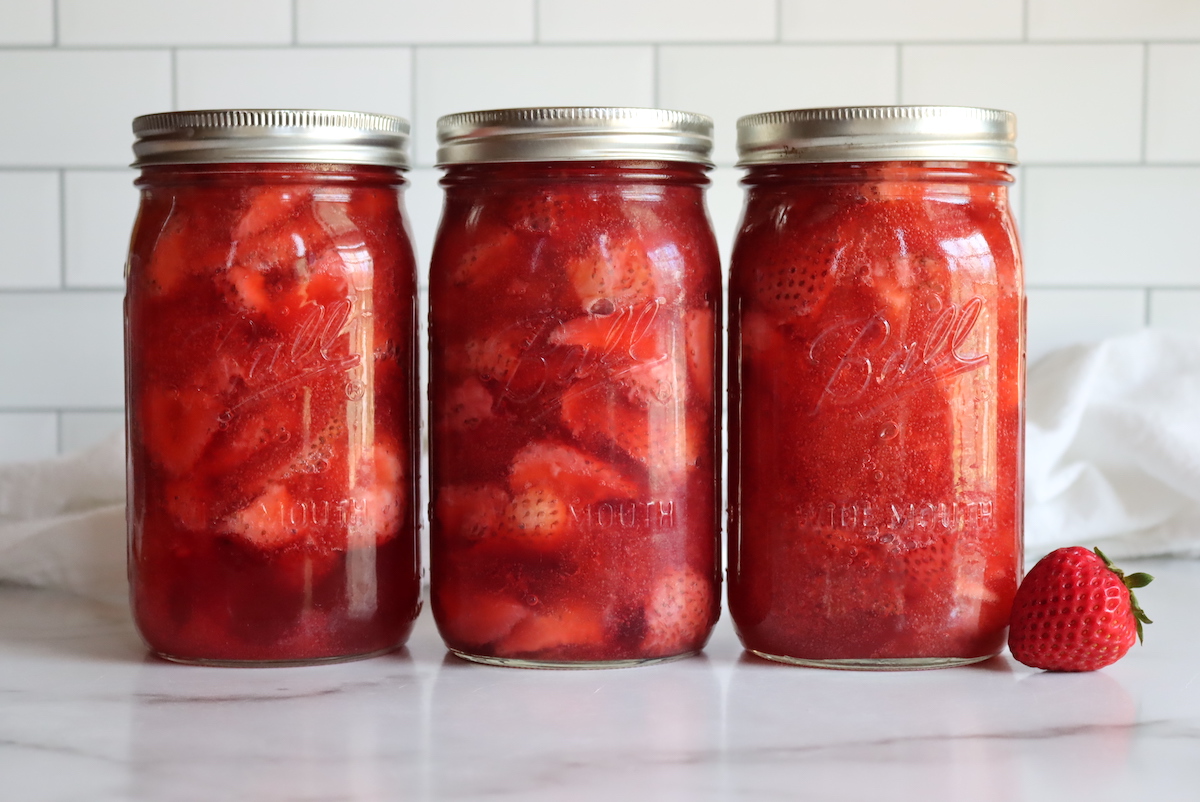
{"left": 748, "top": 649, "right": 995, "bottom": 671}
{"left": 449, "top": 649, "right": 699, "bottom": 670}
{"left": 153, "top": 645, "right": 398, "bottom": 668}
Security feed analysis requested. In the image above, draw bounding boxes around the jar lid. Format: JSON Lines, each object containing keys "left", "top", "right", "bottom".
{"left": 131, "top": 109, "right": 410, "bottom": 168}
{"left": 736, "top": 106, "right": 1017, "bottom": 166}
{"left": 436, "top": 107, "right": 714, "bottom": 166}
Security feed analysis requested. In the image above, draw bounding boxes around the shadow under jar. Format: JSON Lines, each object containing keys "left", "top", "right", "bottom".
{"left": 727, "top": 106, "right": 1026, "bottom": 669}
{"left": 429, "top": 108, "right": 722, "bottom": 668}
{"left": 126, "top": 110, "right": 422, "bottom": 666}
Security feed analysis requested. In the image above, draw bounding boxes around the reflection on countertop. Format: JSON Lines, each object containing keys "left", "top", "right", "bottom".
{"left": 2, "top": 558, "right": 1198, "bottom": 801}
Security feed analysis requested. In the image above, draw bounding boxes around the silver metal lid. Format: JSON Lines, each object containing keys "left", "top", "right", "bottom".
{"left": 132, "top": 109, "right": 410, "bottom": 168}
{"left": 436, "top": 107, "right": 714, "bottom": 166}
{"left": 737, "top": 106, "right": 1017, "bottom": 166}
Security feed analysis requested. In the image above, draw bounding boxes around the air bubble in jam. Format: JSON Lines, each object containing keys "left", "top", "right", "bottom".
{"left": 589, "top": 298, "right": 616, "bottom": 316}
{"left": 879, "top": 422, "right": 899, "bottom": 440}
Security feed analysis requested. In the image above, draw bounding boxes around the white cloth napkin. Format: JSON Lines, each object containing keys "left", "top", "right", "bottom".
{"left": 1025, "top": 330, "right": 1200, "bottom": 562}
{"left": 3, "top": 330, "right": 1200, "bottom": 601}
{"left": 0, "top": 431, "right": 126, "bottom": 603}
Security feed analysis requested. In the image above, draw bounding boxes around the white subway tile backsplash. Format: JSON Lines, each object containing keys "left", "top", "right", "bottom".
{"left": 538, "top": 0, "right": 776, "bottom": 43}
{"left": 1149, "top": 290, "right": 1200, "bottom": 334}
{"left": 297, "top": 0, "right": 535, "bottom": 44}
{"left": 1027, "top": 288, "right": 1146, "bottom": 365}
{"left": 59, "top": 0, "right": 292, "bottom": 46}
{"left": 782, "top": 0, "right": 1022, "bottom": 43}
{"left": 0, "top": 172, "right": 61, "bottom": 289}
{"left": 0, "top": 0, "right": 54, "bottom": 45}
{"left": 413, "top": 46, "right": 654, "bottom": 166}
{"left": 65, "top": 171, "right": 139, "bottom": 289}
{"left": 405, "top": 168, "right": 443, "bottom": 281}
{"left": 1024, "top": 167, "right": 1200, "bottom": 287}
{"left": 658, "top": 45, "right": 896, "bottom": 166}
{"left": 176, "top": 49, "right": 413, "bottom": 119}
{"left": 1146, "top": 45, "right": 1200, "bottom": 163}
{"left": 901, "top": 45, "right": 1144, "bottom": 164}
{"left": 0, "top": 51, "right": 171, "bottom": 167}
{"left": 1029, "top": 0, "right": 1200, "bottom": 41}
{"left": 0, "top": 292, "right": 124, "bottom": 409}
{"left": 706, "top": 167, "right": 743, "bottom": 265}
{"left": 60, "top": 411, "right": 124, "bottom": 454}
{"left": 0, "top": 1, "right": 1196, "bottom": 418}
{"left": 0, "top": 413, "right": 58, "bottom": 463}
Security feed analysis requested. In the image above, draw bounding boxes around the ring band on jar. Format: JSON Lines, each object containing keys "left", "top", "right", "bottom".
{"left": 728, "top": 106, "right": 1025, "bottom": 669}
{"left": 126, "top": 109, "right": 422, "bottom": 665}
{"left": 430, "top": 107, "right": 722, "bottom": 668}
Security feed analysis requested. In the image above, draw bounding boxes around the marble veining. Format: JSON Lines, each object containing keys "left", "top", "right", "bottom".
{"left": 2, "top": 558, "right": 1198, "bottom": 801}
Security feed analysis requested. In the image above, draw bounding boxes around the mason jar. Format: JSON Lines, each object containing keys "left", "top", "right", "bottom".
{"left": 429, "top": 107, "right": 722, "bottom": 668}
{"left": 126, "top": 109, "right": 421, "bottom": 665}
{"left": 727, "top": 106, "right": 1025, "bottom": 669}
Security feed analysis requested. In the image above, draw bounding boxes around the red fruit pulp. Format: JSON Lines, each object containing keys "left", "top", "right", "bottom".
{"left": 728, "top": 162, "right": 1025, "bottom": 664}
{"left": 126, "top": 164, "right": 421, "bottom": 664}
{"left": 429, "top": 161, "right": 722, "bottom": 664}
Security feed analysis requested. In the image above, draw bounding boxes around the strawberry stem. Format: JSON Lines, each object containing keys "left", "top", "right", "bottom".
{"left": 1094, "top": 547, "right": 1154, "bottom": 643}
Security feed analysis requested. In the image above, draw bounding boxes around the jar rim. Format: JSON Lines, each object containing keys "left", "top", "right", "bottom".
{"left": 736, "top": 106, "right": 1017, "bottom": 166}
{"left": 436, "top": 107, "right": 714, "bottom": 166}
{"left": 131, "top": 109, "right": 410, "bottom": 169}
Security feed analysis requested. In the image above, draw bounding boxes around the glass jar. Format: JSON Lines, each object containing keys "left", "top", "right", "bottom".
{"left": 728, "top": 106, "right": 1025, "bottom": 669}
{"left": 430, "top": 107, "right": 722, "bottom": 667}
{"left": 126, "top": 110, "right": 421, "bottom": 665}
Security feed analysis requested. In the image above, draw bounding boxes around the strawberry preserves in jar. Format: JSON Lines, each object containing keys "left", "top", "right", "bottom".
{"left": 126, "top": 110, "right": 421, "bottom": 665}
{"left": 728, "top": 106, "right": 1025, "bottom": 669}
{"left": 430, "top": 108, "right": 722, "bottom": 667}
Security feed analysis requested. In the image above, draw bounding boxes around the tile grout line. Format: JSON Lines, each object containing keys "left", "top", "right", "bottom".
{"left": 1022, "top": 0, "right": 1030, "bottom": 41}
{"left": 776, "top": 0, "right": 783, "bottom": 42}
{"left": 895, "top": 43, "right": 903, "bottom": 102}
{"left": 170, "top": 48, "right": 178, "bottom": 109}
{"left": 55, "top": 410, "right": 63, "bottom": 455}
{"left": 533, "top": 0, "right": 541, "bottom": 44}
{"left": 1144, "top": 288, "right": 1153, "bottom": 326}
{"left": 292, "top": 0, "right": 299, "bottom": 45}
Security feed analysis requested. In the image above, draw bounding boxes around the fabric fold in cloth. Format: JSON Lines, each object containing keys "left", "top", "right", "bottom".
{"left": 0, "top": 432, "right": 126, "bottom": 603}
{"left": 1026, "top": 330, "right": 1200, "bottom": 561}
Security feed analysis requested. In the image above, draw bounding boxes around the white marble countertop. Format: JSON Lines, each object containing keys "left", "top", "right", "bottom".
{"left": 2, "top": 558, "right": 1198, "bottom": 801}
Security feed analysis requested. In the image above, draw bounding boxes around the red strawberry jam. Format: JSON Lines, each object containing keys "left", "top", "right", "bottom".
{"left": 728, "top": 107, "right": 1025, "bottom": 669}
{"left": 430, "top": 108, "right": 721, "bottom": 667}
{"left": 126, "top": 111, "right": 420, "bottom": 665}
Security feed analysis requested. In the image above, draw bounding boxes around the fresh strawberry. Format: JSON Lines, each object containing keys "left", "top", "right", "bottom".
{"left": 356, "top": 442, "right": 407, "bottom": 544}
{"left": 1008, "top": 547, "right": 1153, "bottom": 672}
{"left": 434, "top": 483, "right": 510, "bottom": 543}
{"left": 497, "top": 485, "right": 572, "bottom": 549}
{"left": 684, "top": 307, "right": 715, "bottom": 403}
{"left": 437, "top": 377, "right": 495, "bottom": 434}
{"left": 498, "top": 603, "right": 607, "bottom": 656}
{"left": 641, "top": 566, "right": 715, "bottom": 657}
{"left": 559, "top": 386, "right": 704, "bottom": 471}
{"left": 435, "top": 586, "right": 528, "bottom": 648}
{"left": 225, "top": 482, "right": 304, "bottom": 549}
{"left": 564, "top": 232, "right": 656, "bottom": 312}
{"left": 507, "top": 440, "right": 637, "bottom": 502}
{"left": 139, "top": 384, "right": 224, "bottom": 477}
{"left": 448, "top": 228, "right": 522, "bottom": 289}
